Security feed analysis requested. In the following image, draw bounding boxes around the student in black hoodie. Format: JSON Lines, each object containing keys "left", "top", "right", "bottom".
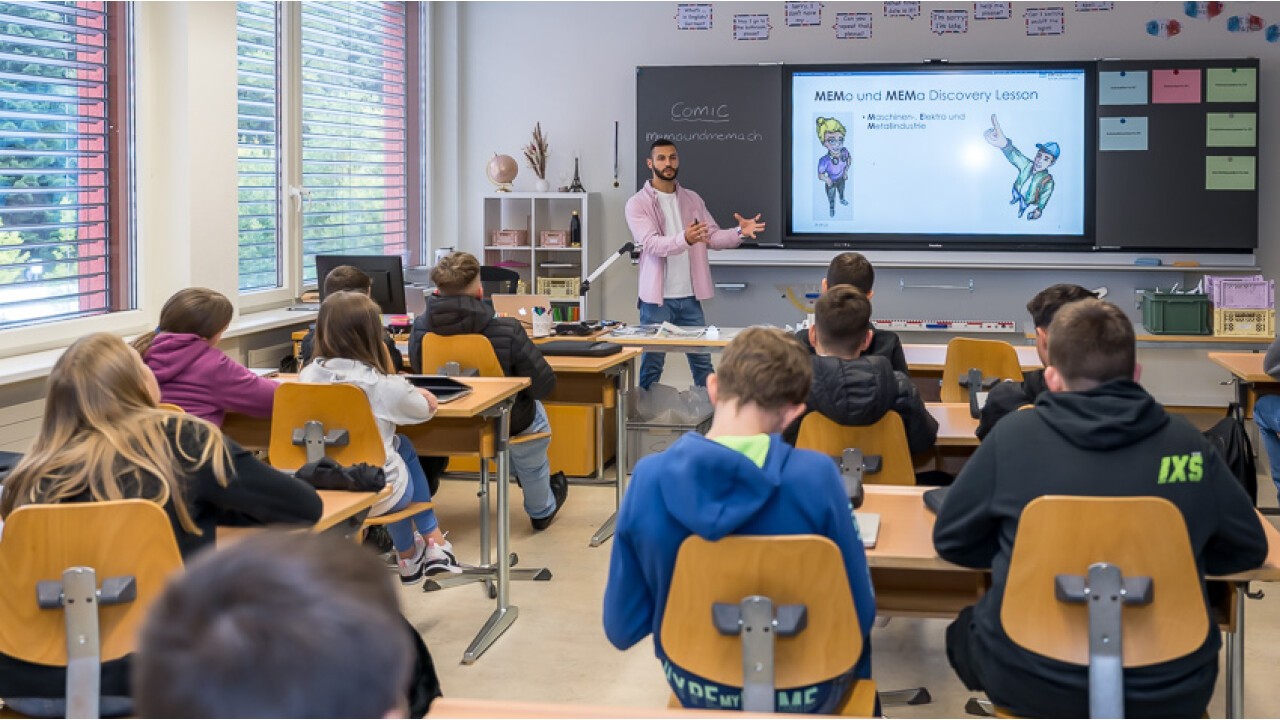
{"left": 935, "top": 299, "right": 1268, "bottom": 718}
{"left": 975, "top": 283, "right": 1097, "bottom": 440}
{"left": 782, "top": 285, "right": 937, "bottom": 455}
{"left": 407, "top": 252, "right": 568, "bottom": 530}
{"left": 794, "top": 252, "right": 909, "bottom": 375}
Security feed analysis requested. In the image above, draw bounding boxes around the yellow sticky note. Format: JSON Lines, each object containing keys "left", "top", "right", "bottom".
{"left": 1205, "top": 156, "right": 1256, "bottom": 191}
{"left": 1207, "top": 68, "right": 1257, "bottom": 103}
{"left": 1206, "top": 113, "right": 1257, "bottom": 148}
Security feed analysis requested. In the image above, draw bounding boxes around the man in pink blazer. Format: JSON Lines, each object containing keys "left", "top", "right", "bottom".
{"left": 624, "top": 139, "right": 766, "bottom": 389}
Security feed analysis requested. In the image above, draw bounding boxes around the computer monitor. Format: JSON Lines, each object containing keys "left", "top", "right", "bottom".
{"left": 314, "top": 254, "right": 407, "bottom": 315}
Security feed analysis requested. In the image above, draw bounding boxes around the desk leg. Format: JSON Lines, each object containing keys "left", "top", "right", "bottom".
{"left": 1226, "top": 582, "right": 1246, "bottom": 719}
{"left": 463, "top": 406, "right": 518, "bottom": 664}
{"left": 591, "top": 362, "right": 630, "bottom": 547}
{"left": 321, "top": 507, "right": 373, "bottom": 541}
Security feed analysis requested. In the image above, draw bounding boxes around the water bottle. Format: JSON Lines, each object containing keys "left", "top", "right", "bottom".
{"left": 569, "top": 211, "right": 581, "bottom": 247}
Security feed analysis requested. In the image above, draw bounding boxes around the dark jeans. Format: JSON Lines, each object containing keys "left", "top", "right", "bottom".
{"left": 824, "top": 177, "right": 846, "bottom": 211}
{"left": 638, "top": 296, "right": 713, "bottom": 389}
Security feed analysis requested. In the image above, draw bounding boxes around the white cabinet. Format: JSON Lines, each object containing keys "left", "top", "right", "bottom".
{"left": 480, "top": 192, "right": 601, "bottom": 321}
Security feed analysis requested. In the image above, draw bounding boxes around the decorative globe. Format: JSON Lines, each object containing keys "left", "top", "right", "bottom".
{"left": 486, "top": 154, "right": 518, "bottom": 192}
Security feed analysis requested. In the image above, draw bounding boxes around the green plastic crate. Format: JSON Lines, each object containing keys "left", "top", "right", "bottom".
{"left": 1141, "top": 293, "right": 1211, "bottom": 335}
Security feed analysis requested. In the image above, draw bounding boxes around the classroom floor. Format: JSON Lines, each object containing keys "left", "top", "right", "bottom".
{"left": 402, "top": 472, "right": 1280, "bottom": 718}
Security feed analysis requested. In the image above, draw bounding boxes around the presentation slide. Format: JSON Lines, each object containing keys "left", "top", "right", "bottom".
{"left": 790, "top": 68, "right": 1087, "bottom": 238}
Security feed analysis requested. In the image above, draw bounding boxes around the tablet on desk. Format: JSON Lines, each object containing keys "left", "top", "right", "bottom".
{"left": 404, "top": 375, "right": 474, "bottom": 404}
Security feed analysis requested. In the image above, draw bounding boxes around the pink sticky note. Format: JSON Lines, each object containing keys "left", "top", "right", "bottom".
{"left": 1151, "top": 68, "right": 1202, "bottom": 103}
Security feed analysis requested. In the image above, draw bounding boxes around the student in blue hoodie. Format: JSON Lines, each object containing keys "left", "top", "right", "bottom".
{"left": 603, "top": 327, "right": 875, "bottom": 714}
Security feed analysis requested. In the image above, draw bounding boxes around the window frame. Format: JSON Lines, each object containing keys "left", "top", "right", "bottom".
{"left": 237, "top": 1, "right": 425, "bottom": 312}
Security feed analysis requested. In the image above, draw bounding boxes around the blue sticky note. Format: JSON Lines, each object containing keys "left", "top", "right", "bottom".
{"left": 1099, "top": 71, "right": 1149, "bottom": 105}
{"left": 1099, "top": 117, "right": 1149, "bottom": 151}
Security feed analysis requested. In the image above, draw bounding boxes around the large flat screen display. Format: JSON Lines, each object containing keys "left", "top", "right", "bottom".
{"left": 787, "top": 63, "right": 1093, "bottom": 247}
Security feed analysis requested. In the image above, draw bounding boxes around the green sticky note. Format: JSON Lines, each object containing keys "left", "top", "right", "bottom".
{"left": 1206, "top": 156, "right": 1256, "bottom": 191}
{"left": 1207, "top": 113, "right": 1257, "bottom": 148}
{"left": 1207, "top": 68, "right": 1257, "bottom": 103}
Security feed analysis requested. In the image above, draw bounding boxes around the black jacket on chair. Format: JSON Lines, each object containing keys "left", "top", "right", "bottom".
{"left": 782, "top": 353, "right": 937, "bottom": 455}
{"left": 407, "top": 294, "right": 555, "bottom": 435}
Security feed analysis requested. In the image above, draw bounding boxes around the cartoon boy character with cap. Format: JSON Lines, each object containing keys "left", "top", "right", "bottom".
{"left": 983, "top": 114, "right": 1058, "bottom": 220}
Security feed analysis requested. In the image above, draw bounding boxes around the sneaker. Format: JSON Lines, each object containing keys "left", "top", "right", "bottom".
{"left": 531, "top": 472, "right": 570, "bottom": 531}
{"left": 423, "top": 538, "right": 460, "bottom": 576}
{"left": 384, "top": 531, "right": 426, "bottom": 570}
{"left": 397, "top": 545, "right": 429, "bottom": 586}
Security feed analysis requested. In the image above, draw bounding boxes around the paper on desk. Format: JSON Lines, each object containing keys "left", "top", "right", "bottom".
{"left": 655, "top": 321, "right": 705, "bottom": 338}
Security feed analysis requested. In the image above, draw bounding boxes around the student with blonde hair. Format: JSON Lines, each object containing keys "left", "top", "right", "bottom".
{"left": 133, "top": 287, "right": 278, "bottom": 426}
{"left": 300, "top": 291, "right": 459, "bottom": 582}
{"left": 0, "top": 332, "right": 321, "bottom": 705}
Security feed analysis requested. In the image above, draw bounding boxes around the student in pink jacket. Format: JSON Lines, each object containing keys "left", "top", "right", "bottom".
{"left": 133, "top": 288, "right": 278, "bottom": 427}
{"left": 624, "top": 138, "right": 765, "bottom": 389}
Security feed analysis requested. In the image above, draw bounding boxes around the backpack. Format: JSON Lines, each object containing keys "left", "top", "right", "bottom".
{"left": 1203, "top": 402, "right": 1257, "bottom": 505}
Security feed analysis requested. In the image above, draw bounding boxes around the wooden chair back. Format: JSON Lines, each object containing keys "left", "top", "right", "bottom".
{"left": 267, "top": 382, "right": 386, "bottom": 471}
{"left": 1002, "top": 496, "right": 1208, "bottom": 668}
{"left": 421, "top": 333, "right": 505, "bottom": 378}
{"left": 794, "top": 411, "right": 915, "bottom": 485}
{"left": 0, "top": 500, "right": 183, "bottom": 665}
{"left": 940, "top": 338, "right": 1025, "bottom": 403}
{"left": 660, "top": 535, "right": 863, "bottom": 690}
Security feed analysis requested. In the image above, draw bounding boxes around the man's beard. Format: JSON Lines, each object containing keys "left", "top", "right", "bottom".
{"left": 653, "top": 166, "right": 678, "bottom": 181}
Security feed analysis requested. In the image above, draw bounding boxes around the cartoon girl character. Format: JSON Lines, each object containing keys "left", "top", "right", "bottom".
{"left": 816, "top": 117, "right": 850, "bottom": 218}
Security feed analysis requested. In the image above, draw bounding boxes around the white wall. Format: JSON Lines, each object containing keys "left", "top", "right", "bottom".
{"left": 433, "top": 1, "right": 1280, "bottom": 325}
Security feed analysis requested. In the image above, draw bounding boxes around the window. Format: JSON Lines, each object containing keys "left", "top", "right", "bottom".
{"left": 236, "top": 1, "right": 280, "bottom": 293}
{"left": 0, "top": 1, "right": 131, "bottom": 329}
{"left": 236, "top": 1, "right": 419, "bottom": 295}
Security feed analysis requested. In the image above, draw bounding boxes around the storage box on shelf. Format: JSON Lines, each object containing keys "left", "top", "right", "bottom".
{"left": 1214, "top": 309, "right": 1275, "bottom": 338}
{"left": 1202, "top": 274, "right": 1275, "bottom": 338}
{"left": 1141, "top": 293, "right": 1212, "bottom": 335}
{"left": 537, "top": 277, "right": 580, "bottom": 298}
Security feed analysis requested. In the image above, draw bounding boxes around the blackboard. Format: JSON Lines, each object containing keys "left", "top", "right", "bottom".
{"left": 636, "top": 60, "right": 1259, "bottom": 253}
{"left": 1095, "top": 58, "right": 1258, "bottom": 250}
{"left": 635, "top": 65, "right": 783, "bottom": 244}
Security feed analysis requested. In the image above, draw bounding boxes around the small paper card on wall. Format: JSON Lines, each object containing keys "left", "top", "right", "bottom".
{"left": 786, "top": 2, "right": 822, "bottom": 27}
{"left": 1206, "top": 68, "right": 1257, "bottom": 103}
{"left": 1206, "top": 156, "right": 1256, "bottom": 190}
{"left": 931, "top": 9, "right": 969, "bottom": 34}
{"left": 974, "top": 3, "right": 1011, "bottom": 20}
{"left": 676, "top": 4, "right": 712, "bottom": 30}
{"left": 733, "top": 14, "right": 771, "bottom": 40}
{"left": 1099, "top": 117, "right": 1148, "bottom": 151}
{"left": 1206, "top": 113, "right": 1257, "bottom": 148}
{"left": 1099, "top": 71, "right": 1148, "bottom": 105}
{"left": 1075, "top": 2, "right": 1113, "bottom": 10}
{"left": 1151, "top": 69, "right": 1201, "bottom": 104}
{"left": 1025, "top": 7, "right": 1065, "bottom": 35}
{"left": 884, "top": 2, "right": 921, "bottom": 19}
{"left": 835, "top": 12, "right": 873, "bottom": 38}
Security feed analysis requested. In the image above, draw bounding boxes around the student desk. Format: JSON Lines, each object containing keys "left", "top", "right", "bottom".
{"left": 224, "top": 376, "right": 534, "bottom": 665}
{"left": 216, "top": 488, "right": 383, "bottom": 547}
{"left": 539, "top": 348, "right": 642, "bottom": 546}
{"left": 1208, "top": 351, "right": 1278, "bottom": 420}
{"left": 861, "top": 485, "right": 1280, "bottom": 718}
{"left": 927, "top": 402, "right": 980, "bottom": 447}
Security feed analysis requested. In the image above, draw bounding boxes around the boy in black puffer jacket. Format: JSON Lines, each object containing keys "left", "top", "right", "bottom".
{"left": 935, "top": 300, "right": 1267, "bottom": 718}
{"left": 407, "top": 252, "right": 568, "bottom": 530}
{"left": 782, "top": 285, "right": 937, "bottom": 455}
{"left": 793, "top": 252, "right": 909, "bottom": 376}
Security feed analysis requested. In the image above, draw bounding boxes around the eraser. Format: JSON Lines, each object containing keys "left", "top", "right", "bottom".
{"left": 1135, "top": 257, "right": 1163, "bottom": 266}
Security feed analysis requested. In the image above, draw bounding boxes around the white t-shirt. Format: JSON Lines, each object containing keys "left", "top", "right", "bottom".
{"left": 655, "top": 190, "right": 694, "bottom": 299}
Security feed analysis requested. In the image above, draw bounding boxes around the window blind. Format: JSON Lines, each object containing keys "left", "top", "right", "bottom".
{"left": 0, "top": 1, "right": 118, "bottom": 327}
{"left": 299, "top": 1, "right": 408, "bottom": 284}
{"left": 236, "top": 0, "right": 281, "bottom": 293}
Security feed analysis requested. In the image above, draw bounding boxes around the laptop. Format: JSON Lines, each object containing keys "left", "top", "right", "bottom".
{"left": 404, "top": 375, "right": 474, "bottom": 404}
{"left": 491, "top": 294, "right": 552, "bottom": 329}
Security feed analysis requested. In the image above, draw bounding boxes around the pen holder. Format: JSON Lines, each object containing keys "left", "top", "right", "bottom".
{"left": 532, "top": 310, "right": 553, "bottom": 338}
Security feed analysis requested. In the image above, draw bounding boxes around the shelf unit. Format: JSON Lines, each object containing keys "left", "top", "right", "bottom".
{"left": 480, "top": 192, "right": 601, "bottom": 321}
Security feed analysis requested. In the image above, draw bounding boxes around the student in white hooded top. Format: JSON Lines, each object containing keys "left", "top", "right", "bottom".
{"left": 299, "top": 291, "right": 459, "bottom": 583}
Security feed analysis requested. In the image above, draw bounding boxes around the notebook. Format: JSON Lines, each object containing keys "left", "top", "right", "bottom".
{"left": 854, "top": 511, "right": 880, "bottom": 549}
{"left": 491, "top": 294, "right": 552, "bottom": 329}
{"left": 403, "top": 375, "right": 474, "bottom": 404}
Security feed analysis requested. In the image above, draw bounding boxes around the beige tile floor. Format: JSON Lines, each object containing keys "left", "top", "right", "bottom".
{"left": 402, "top": 472, "right": 1280, "bottom": 718}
